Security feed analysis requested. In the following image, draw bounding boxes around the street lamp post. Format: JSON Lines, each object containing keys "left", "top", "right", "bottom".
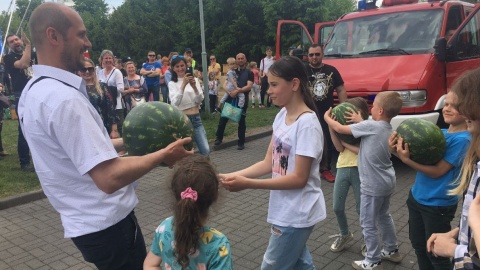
{"left": 198, "top": 0, "right": 210, "bottom": 116}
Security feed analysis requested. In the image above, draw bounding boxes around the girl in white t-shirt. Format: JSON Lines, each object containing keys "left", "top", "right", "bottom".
{"left": 220, "top": 56, "right": 326, "bottom": 269}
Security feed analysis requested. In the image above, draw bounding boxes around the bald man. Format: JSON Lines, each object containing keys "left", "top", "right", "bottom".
{"left": 214, "top": 53, "right": 253, "bottom": 150}
{"left": 18, "top": 3, "right": 192, "bottom": 270}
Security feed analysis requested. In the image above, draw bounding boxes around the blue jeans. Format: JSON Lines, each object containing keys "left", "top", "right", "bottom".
{"left": 261, "top": 224, "right": 316, "bottom": 270}
{"left": 333, "top": 167, "right": 361, "bottom": 235}
{"left": 146, "top": 85, "right": 160, "bottom": 102}
{"left": 160, "top": 84, "right": 169, "bottom": 103}
{"left": 187, "top": 114, "right": 209, "bottom": 156}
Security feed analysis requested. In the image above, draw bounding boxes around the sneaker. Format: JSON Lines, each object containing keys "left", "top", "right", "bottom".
{"left": 329, "top": 232, "right": 353, "bottom": 252}
{"left": 237, "top": 144, "right": 245, "bottom": 150}
{"left": 0, "top": 151, "right": 8, "bottom": 157}
{"left": 352, "top": 260, "right": 383, "bottom": 270}
{"left": 321, "top": 170, "right": 335, "bottom": 182}
{"left": 215, "top": 107, "right": 222, "bottom": 113}
{"left": 380, "top": 248, "right": 402, "bottom": 263}
{"left": 252, "top": 105, "right": 255, "bottom": 109}
{"left": 214, "top": 139, "right": 222, "bottom": 146}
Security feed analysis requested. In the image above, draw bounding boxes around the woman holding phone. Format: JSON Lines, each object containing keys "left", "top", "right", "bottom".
{"left": 168, "top": 56, "right": 209, "bottom": 156}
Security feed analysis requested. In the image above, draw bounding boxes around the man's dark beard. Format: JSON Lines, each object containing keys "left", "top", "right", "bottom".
{"left": 310, "top": 62, "right": 323, "bottom": 68}
{"left": 13, "top": 46, "right": 24, "bottom": 54}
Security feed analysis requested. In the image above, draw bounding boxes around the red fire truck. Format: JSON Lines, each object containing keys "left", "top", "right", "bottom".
{"left": 276, "top": 0, "right": 480, "bottom": 128}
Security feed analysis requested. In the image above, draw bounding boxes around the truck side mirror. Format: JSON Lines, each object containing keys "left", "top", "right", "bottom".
{"left": 434, "top": 37, "right": 447, "bottom": 62}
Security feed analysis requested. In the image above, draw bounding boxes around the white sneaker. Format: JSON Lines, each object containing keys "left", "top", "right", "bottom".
{"left": 361, "top": 245, "right": 402, "bottom": 263}
{"left": 329, "top": 232, "right": 353, "bottom": 252}
{"left": 380, "top": 248, "right": 402, "bottom": 263}
{"left": 352, "top": 260, "right": 383, "bottom": 270}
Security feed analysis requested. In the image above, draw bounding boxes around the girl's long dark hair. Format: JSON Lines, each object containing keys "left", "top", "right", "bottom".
{"left": 268, "top": 56, "right": 318, "bottom": 115}
{"left": 170, "top": 57, "right": 187, "bottom": 83}
{"left": 171, "top": 155, "right": 219, "bottom": 269}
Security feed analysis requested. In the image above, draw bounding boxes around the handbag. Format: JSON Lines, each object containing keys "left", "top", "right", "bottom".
{"left": 221, "top": 98, "right": 242, "bottom": 123}
{"left": 102, "top": 68, "right": 118, "bottom": 107}
{"left": 131, "top": 94, "right": 146, "bottom": 108}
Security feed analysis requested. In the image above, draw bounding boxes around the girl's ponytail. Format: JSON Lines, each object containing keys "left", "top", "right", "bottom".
{"left": 173, "top": 191, "right": 202, "bottom": 269}
{"left": 170, "top": 156, "right": 219, "bottom": 269}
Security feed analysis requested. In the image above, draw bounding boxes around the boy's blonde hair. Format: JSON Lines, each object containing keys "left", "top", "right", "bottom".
{"left": 249, "top": 61, "right": 257, "bottom": 68}
{"left": 376, "top": 92, "right": 402, "bottom": 119}
{"left": 226, "top": 57, "right": 236, "bottom": 64}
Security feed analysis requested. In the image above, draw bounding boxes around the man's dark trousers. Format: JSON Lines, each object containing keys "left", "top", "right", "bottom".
{"left": 216, "top": 95, "right": 248, "bottom": 145}
{"left": 15, "top": 93, "right": 30, "bottom": 167}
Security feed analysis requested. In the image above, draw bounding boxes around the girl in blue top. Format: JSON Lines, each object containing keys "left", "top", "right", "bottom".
{"left": 220, "top": 56, "right": 326, "bottom": 269}
{"left": 390, "top": 91, "right": 470, "bottom": 269}
{"left": 144, "top": 155, "right": 232, "bottom": 270}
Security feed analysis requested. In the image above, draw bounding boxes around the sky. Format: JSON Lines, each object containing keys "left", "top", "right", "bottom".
{"left": 0, "top": 0, "right": 125, "bottom": 15}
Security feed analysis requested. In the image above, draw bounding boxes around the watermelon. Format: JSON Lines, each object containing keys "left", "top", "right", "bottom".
{"left": 123, "top": 102, "right": 194, "bottom": 156}
{"left": 396, "top": 118, "right": 446, "bottom": 165}
{"left": 331, "top": 103, "right": 365, "bottom": 145}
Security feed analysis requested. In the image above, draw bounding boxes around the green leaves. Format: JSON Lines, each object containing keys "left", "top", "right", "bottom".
{"left": 0, "top": 0, "right": 355, "bottom": 65}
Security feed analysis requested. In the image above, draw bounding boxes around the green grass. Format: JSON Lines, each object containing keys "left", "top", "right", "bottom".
{"left": 0, "top": 119, "right": 41, "bottom": 198}
{"left": 0, "top": 106, "right": 279, "bottom": 199}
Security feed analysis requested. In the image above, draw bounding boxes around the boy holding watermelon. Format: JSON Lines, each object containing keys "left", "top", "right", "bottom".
{"left": 325, "top": 91, "right": 403, "bottom": 270}
{"left": 389, "top": 91, "right": 470, "bottom": 270}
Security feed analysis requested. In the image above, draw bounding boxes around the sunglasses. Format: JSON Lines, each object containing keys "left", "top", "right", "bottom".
{"left": 308, "top": 53, "right": 321, "bottom": 57}
{"left": 80, "top": 67, "right": 95, "bottom": 73}
{"left": 172, "top": 55, "right": 184, "bottom": 60}
{"left": 148, "top": 54, "right": 155, "bottom": 57}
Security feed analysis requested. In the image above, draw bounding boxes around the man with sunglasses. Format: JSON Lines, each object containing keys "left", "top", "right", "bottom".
{"left": 306, "top": 44, "right": 347, "bottom": 183}
{"left": 4, "top": 32, "right": 36, "bottom": 172}
{"left": 140, "top": 51, "right": 162, "bottom": 101}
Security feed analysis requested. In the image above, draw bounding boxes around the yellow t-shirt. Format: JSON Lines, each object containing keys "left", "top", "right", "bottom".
{"left": 336, "top": 148, "right": 358, "bottom": 168}
{"left": 208, "top": 63, "right": 222, "bottom": 80}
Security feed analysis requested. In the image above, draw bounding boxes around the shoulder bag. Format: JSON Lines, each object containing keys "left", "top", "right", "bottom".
{"left": 221, "top": 98, "right": 242, "bottom": 123}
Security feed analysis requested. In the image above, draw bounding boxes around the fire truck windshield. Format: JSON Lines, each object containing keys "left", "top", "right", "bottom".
{"left": 324, "top": 9, "right": 443, "bottom": 57}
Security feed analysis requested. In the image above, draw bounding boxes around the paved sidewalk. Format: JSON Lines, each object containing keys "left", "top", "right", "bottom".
{"left": 0, "top": 135, "right": 459, "bottom": 269}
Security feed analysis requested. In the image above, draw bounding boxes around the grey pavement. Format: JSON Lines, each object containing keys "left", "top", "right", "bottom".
{"left": 0, "top": 135, "right": 460, "bottom": 269}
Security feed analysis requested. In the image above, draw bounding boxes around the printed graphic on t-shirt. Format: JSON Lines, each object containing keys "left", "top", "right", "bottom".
{"left": 25, "top": 66, "right": 34, "bottom": 79}
{"left": 310, "top": 72, "right": 333, "bottom": 101}
{"left": 272, "top": 134, "right": 291, "bottom": 176}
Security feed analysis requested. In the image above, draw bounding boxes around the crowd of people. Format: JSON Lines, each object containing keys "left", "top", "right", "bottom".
{"left": 2, "top": 2, "right": 480, "bottom": 270}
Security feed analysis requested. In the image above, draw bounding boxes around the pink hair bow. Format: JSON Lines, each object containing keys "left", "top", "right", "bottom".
{"left": 180, "top": 187, "right": 198, "bottom": 202}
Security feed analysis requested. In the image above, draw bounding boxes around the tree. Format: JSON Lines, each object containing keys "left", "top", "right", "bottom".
{"left": 74, "top": 0, "right": 109, "bottom": 63}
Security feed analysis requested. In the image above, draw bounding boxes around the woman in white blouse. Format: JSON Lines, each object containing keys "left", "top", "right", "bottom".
{"left": 168, "top": 56, "right": 209, "bottom": 156}
{"left": 97, "top": 50, "right": 125, "bottom": 137}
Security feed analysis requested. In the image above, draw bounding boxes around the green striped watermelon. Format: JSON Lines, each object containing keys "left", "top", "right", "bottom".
{"left": 331, "top": 103, "right": 365, "bottom": 145}
{"left": 123, "top": 102, "right": 193, "bottom": 156}
{"left": 396, "top": 118, "right": 446, "bottom": 165}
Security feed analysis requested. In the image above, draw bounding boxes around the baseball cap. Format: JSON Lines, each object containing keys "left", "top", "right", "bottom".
{"left": 185, "top": 48, "right": 192, "bottom": 53}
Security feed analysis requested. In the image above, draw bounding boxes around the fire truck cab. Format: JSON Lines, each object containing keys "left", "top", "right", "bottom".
{"left": 276, "top": 0, "right": 480, "bottom": 128}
